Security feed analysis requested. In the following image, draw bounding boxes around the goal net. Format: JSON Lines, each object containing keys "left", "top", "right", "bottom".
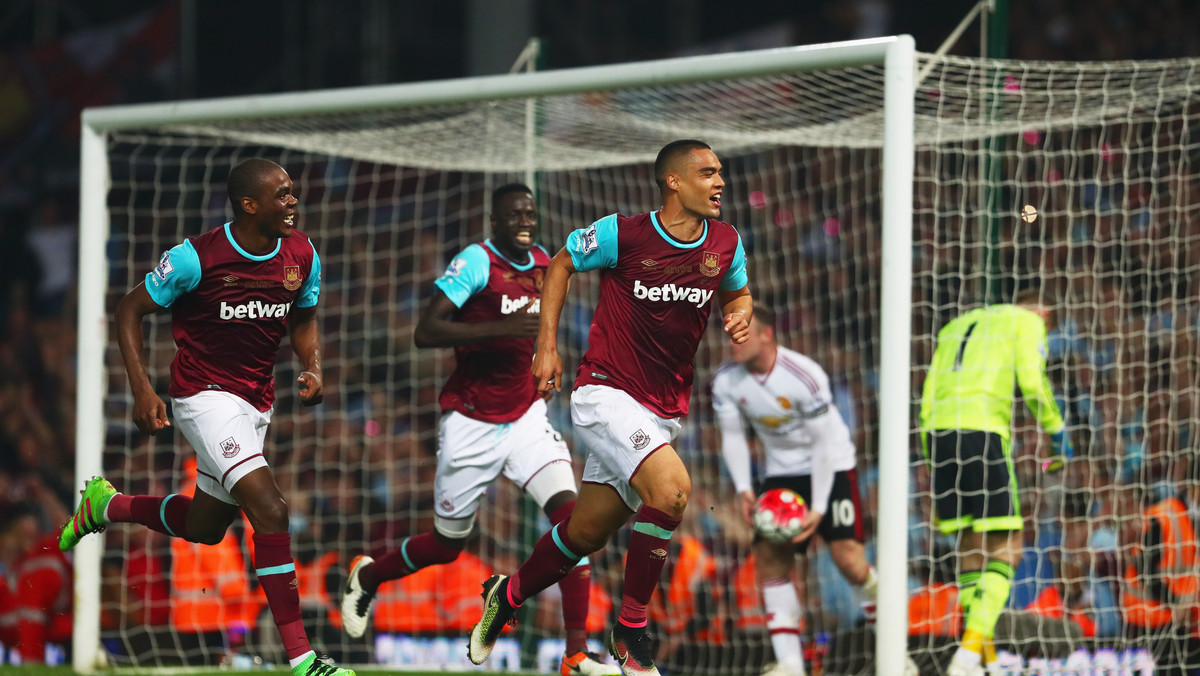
{"left": 73, "top": 38, "right": 1200, "bottom": 676}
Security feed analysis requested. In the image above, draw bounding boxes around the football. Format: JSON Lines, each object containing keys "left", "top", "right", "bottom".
{"left": 753, "top": 488, "right": 809, "bottom": 543}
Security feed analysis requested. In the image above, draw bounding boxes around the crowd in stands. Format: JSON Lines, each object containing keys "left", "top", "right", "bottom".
{"left": 2, "top": 2, "right": 1200, "bottom": 673}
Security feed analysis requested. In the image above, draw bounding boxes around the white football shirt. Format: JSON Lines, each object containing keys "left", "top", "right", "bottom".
{"left": 712, "top": 346, "right": 857, "bottom": 515}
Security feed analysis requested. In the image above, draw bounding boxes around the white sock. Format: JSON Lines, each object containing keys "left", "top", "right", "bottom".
{"left": 950, "top": 647, "right": 982, "bottom": 669}
{"left": 288, "top": 650, "right": 316, "bottom": 670}
{"left": 763, "top": 578, "right": 805, "bottom": 675}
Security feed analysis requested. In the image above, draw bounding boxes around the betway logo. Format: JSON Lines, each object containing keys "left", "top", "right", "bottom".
{"left": 632, "top": 280, "right": 714, "bottom": 308}
{"left": 219, "top": 300, "right": 293, "bottom": 320}
{"left": 501, "top": 295, "right": 540, "bottom": 314}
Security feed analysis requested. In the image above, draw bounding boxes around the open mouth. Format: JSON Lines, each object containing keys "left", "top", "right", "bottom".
{"left": 710, "top": 194, "right": 722, "bottom": 208}
{"left": 514, "top": 230, "right": 533, "bottom": 245}
{"left": 284, "top": 213, "right": 296, "bottom": 227}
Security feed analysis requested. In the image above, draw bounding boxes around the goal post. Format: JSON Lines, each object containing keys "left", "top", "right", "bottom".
{"left": 76, "top": 35, "right": 911, "bottom": 674}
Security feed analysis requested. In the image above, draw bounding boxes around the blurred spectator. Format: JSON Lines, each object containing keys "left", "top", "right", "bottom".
{"left": 0, "top": 504, "right": 71, "bottom": 663}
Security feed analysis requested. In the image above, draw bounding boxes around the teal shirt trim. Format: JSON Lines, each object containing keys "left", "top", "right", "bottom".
{"left": 649, "top": 211, "right": 707, "bottom": 249}
{"left": 160, "top": 494, "right": 180, "bottom": 537}
{"left": 720, "top": 234, "right": 749, "bottom": 291}
{"left": 567, "top": 214, "right": 620, "bottom": 272}
{"left": 482, "top": 239, "right": 536, "bottom": 271}
{"left": 434, "top": 243, "right": 491, "bottom": 308}
{"left": 145, "top": 240, "right": 201, "bottom": 308}
{"left": 296, "top": 243, "right": 321, "bottom": 308}
{"left": 224, "top": 222, "right": 281, "bottom": 261}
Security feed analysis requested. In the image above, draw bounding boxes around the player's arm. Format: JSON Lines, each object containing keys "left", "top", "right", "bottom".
{"left": 291, "top": 245, "right": 324, "bottom": 406}
{"left": 413, "top": 288, "right": 539, "bottom": 348}
{"left": 1014, "top": 313, "right": 1071, "bottom": 466}
{"left": 289, "top": 305, "right": 323, "bottom": 406}
{"left": 718, "top": 233, "right": 752, "bottom": 343}
{"left": 712, "top": 376, "right": 755, "bottom": 525}
{"left": 531, "top": 248, "right": 576, "bottom": 397}
{"left": 719, "top": 286, "right": 752, "bottom": 344}
{"left": 116, "top": 283, "right": 171, "bottom": 435}
{"left": 794, "top": 405, "right": 842, "bottom": 543}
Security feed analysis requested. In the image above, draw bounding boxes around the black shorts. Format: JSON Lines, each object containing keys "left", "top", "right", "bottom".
{"left": 760, "top": 469, "right": 863, "bottom": 554}
{"left": 926, "top": 429, "right": 1021, "bottom": 534}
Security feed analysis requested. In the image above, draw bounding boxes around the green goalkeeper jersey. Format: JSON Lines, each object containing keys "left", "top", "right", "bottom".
{"left": 920, "top": 304, "right": 1065, "bottom": 440}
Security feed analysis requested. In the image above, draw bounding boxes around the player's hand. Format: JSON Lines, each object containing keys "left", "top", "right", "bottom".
{"left": 724, "top": 312, "right": 750, "bottom": 344}
{"left": 132, "top": 388, "right": 171, "bottom": 436}
{"left": 532, "top": 347, "right": 563, "bottom": 399}
{"left": 1041, "top": 457, "right": 1067, "bottom": 474}
{"left": 497, "top": 309, "right": 541, "bottom": 339}
{"left": 738, "top": 490, "right": 756, "bottom": 526}
{"left": 790, "top": 510, "right": 823, "bottom": 544}
{"left": 297, "top": 370, "right": 324, "bottom": 406}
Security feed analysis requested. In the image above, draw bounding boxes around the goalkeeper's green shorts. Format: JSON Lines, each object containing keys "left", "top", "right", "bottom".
{"left": 926, "top": 429, "right": 1022, "bottom": 534}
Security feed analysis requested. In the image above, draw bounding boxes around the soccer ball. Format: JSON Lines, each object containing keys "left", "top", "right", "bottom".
{"left": 753, "top": 488, "right": 808, "bottom": 543}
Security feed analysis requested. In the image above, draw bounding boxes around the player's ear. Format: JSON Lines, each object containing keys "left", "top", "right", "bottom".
{"left": 241, "top": 196, "right": 258, "bottom": 215}
{"left": 667, "top": 172, "right": 679, "bottom": 191}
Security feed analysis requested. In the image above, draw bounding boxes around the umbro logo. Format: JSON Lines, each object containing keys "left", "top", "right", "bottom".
{"left": 641, "top": 259, "right": 657, "bottom": 267}
{"left": 223, "top": 275, "right": 239, "bottom": 286}
{"left": 650, "top": 548, "right": 668, "bottom": 559}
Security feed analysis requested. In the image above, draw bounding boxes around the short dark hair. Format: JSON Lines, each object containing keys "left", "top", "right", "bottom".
{"left": 491, "top": 183, "right": 533, "bottom": 212}
{"left": 654, "top": 139, "right": 711, "bottom": 192}
{"left": 752, "top": 304, "right": 777, "bottom": 334}
{"left": 227, "top": 158, "right": 285, "bottom": 215}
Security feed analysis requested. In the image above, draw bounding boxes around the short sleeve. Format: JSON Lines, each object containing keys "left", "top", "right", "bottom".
{"left": 145, "top": 240, "right": 201, "bottom": 308}
{"left": 719, "top": 232, "right": 748, "bottom": 291}
{"left": 566, "top": 214, "right": 620, "bottom": 272}
{"left": 433, "top": 244, "right": 491, "bottom": 308}
{"left": 296, "top": 243, "right": 321, "bottom": 308}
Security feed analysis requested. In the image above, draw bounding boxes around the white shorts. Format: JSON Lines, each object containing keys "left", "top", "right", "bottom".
{"left": 433, "top": 398, "right": 575, "bottom": 537}
{"left": 172, "top": 391, "right": 272, "bottom": 505}
{"left": 572, "top": 384, "right": 681, "bottom": 511}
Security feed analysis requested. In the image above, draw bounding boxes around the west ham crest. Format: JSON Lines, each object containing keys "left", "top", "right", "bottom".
{"left": 629, "top": 429, "right": 651, "bottom": 451}
{"left": 699, "top": 251, "right": 721, "bottom": 277}
{"left": 283, "top": 265, "right": 303, "bottom": 290}
{"left": 220, "top": 437, "right": 241, "bottom": 458}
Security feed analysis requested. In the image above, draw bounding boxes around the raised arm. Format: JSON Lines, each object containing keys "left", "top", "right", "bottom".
{"left": 531, "top": 248, "right": 576, "bottom": 397}
{"left": 116, "top": 282, "right": 170, "bottom": 434}
{"left": 413, "top": 288, "right": 539, "bottom": 348}
{"left": 719, "top": 285, "right": 752, "bottom": 344}
{"left": 288, "top": 305, "right": 323, "bottom": 406}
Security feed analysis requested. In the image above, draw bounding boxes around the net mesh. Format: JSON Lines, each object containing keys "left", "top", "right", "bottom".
{"left": 91, "top": 52, "right": 1200, "bottom": 674}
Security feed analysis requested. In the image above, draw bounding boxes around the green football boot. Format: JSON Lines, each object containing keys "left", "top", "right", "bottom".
{"left": 291, "top": 653, "right": 356, "bottom": 676}
{"left": 59, "top": 476, "right": 118, "bottom": 551}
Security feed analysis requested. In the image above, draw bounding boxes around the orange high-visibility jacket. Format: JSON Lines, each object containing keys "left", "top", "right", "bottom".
{"left": 1026, "top": 585, "right": 1096, "bottom": 637}
{"left": 907, "top": 583, "right": 961, "bottom": 637}
{"left": 1122, "top": 496, "right": 1199, "bottom": 629}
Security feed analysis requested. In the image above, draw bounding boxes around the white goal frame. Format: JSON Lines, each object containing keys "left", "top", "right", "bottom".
{"left": 75, "top": 35, "right": 915, "bottom": 674}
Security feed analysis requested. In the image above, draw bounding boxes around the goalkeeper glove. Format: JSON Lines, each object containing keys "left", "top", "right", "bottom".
{"left": 1042, "top": 429, "right": 1073, "bottom": 474}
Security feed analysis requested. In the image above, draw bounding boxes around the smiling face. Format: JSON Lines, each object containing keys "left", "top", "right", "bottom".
{"left": 669, "top": 148, "right": 724, "bottom": 220}
{"left": 246, "top": 167, "right": 299, "bottom": 239}
{"left": 490, "top": 189, "right": 538, "bottom": 260}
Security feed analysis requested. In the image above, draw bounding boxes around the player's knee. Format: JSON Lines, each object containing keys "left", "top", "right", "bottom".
{"left": 643, "top": 480, "right": 691, "bottom": 519}
{"left": 565, "top": 519, "right": 609, "bottom": 555}
{"left": 243, "top": 499, "right": 289, "bottom": 534}
{"left": 189, "top": 525, "right": 228, "bottom": 546}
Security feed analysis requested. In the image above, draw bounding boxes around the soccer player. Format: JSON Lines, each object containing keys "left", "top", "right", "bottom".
{"left": 919, "top": 287, "right": 1071, "bottom": 676}
{"left": 59, "top": 159, "right": 354, "bottom": 676}
{"left": 338, "top": 183, "right": 619, "bottom": 676}
{"left": 466, "top": 139, "right": 753, "bottom": 676}
{"left": 711, "top": 304, "right": 877, "bottom": 676}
